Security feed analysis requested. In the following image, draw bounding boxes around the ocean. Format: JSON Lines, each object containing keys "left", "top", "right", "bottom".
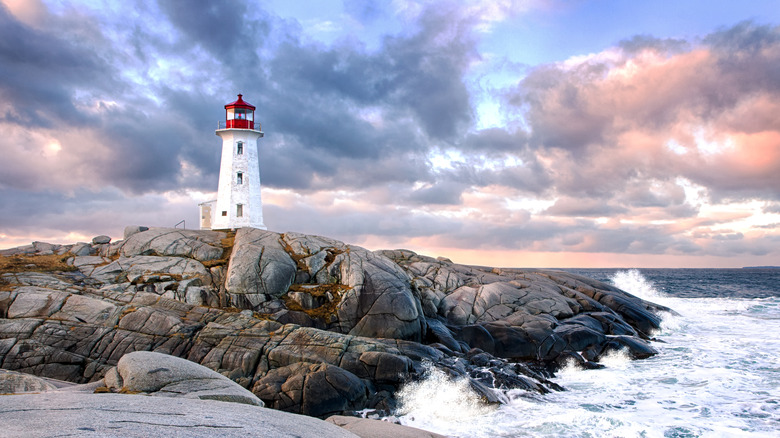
{"left": 395, "top": 268, "right": 780, "bottom": 437}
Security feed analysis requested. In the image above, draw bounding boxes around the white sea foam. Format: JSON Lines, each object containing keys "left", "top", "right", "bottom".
{"left": 396, "top": 270, "right": 780, "bottom": 438}
{"left": 612, "top": 268, "right": 664, "bottom": 300}
{"left": 396, "top": 364, "right": 495, "bottom": 428}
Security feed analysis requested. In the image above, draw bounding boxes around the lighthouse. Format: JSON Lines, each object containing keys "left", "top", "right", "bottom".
{"left": 201, "top": 94, "right": 266, "bottom": 230}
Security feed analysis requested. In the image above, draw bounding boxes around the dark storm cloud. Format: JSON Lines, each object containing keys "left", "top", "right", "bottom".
{"left": 406, "top": 181, "right": 467, "bottom": 205}
{"left": 262, "top": 202, "right": 464, "bottom": 242}
{"left": 618, "top": 35, "right": 690, "bottom": 55}
{"left": 544, "top": 197, "right": 627, "bottom": 217}
{"left": 219, "top": 3, "right": 479, "bottom": 190}
{"left": 0, "top": 187, "right": 197, "bottom": 241}
{"left": 261, "top": 3, "right": 476, "bottom": 152}
{"left": 459, "top": 128, "right": 527, "bottom": 153}
{"left": 3, "top": 1, "right": 778, "bottom": 264}
{"left": 2, "top": 0, "right": 478, "bottom": 196}
{"left": 157, "top": 0, "right": 270, "bottom": 68}
{"left": 0, "top": 6, "right": 114, "bottom": 128}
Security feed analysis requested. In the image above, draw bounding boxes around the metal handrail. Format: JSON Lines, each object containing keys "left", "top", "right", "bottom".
{"left": 174, "top": 220, "right": 185, "bottom": 229}
{"left": 217, "top": 121, "right": 262, "bottom": 130}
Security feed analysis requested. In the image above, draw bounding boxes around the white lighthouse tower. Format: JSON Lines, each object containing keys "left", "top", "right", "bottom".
{"left": 204, "top": 94, "right": 266, "bottom": 230}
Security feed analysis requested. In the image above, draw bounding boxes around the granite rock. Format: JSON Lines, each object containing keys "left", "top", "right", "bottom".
{"left": 112, "top": 351, "right": 263, "bottom": 406}
{"left": 0, "top": 228, "right": 672, "bottom": 419}
{"left": 326, "top": 415, "right": 448, "bottom": 438}
{"left": 0, "top": 392, "right": 359, "bottom": 438}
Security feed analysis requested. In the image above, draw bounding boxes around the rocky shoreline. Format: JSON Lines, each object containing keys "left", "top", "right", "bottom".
{"left": 0, "top": 226, "right": 672, "bottom": 436}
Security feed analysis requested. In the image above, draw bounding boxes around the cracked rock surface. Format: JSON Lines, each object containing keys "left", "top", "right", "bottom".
{"left": 0, "top": 392, "right": 358, "bottom": 438}
{"left": 0, "top": 226, "right": 672, "bottom": 418}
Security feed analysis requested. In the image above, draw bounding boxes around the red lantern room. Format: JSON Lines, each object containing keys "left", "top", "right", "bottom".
{"left": 224, "top": 94, "right": 257, "bottom": 130}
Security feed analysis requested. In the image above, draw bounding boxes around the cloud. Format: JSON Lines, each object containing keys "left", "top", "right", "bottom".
{"left": 544, "top": 197, "right": 627, "bottom": 217}
{"left": 1, "top": 2, "right": 778, "bottom": 266}
{"left": 505, "top": 21, "right": 780, "bottom": 205}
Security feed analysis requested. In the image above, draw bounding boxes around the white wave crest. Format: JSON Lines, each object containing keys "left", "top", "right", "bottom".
{"left": 396, "top": 365, "right": 495, "bottom": 424}
{"left": 597, "top": 348, "right": 632, "bottom": 369}
{"left": 611, "top": 269, "right": 664, "bottom": 300}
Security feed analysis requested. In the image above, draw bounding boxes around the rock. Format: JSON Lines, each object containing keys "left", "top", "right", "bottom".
{"left": 253, "top": 362, "right": 368, "bottom": 417}
{"left": 0, "top": 368, "right": 58, "bottom": 393}
{"left": 31, "top": 241, "right": 58, "bottom": 255}
{"left": 6, "top": 287, "right": 69, "bottom": 319}
{"left": 553, "top": 324, "right": 607, "bottom": 353}
{"left": 599, "top": 335, "right": 659, "bottom": 360}
{"left": 50, "top": 293, "right": 119, "bottom": 325}
{"left": 424, "top": 318, "right": 462, "bottom": 353}
{"left": 120, "top": 227, "right": 225, "bottom": 262}
{"left": 114, "top": 351, "right": 263, "bottom": 406}
{"left": 92, "top": 235, "right": 111, "bottom": 245}
{"left": 89, "top": 255, "right": 211, "bottom": 285}
{"left": 224, "top": 228, "right": 296, "bottom": 309}
{"left": 288, "top": 290, "right": 316, "bottom": 309}
{"left": 325, "top": 415, "right": 447, "bottom": 438}
{"left": 0, "top": 228, "right": 672, "bottom": 419}
{"left": 68, "top": 243, "right": 95, "bottom": 256}
{"left": 123, "top": 225, "right": 149, "bottom": 239}
{"left": 279, "top": 233, "right": 427, "bottom": 341}
{"left": 0, "top": 392, "right": 359, "bottom": 438}
{"left": 440, "top": 281, "right": 579, "bottom": 326}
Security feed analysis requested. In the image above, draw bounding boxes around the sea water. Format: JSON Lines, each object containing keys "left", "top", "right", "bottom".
{"left": 395, "top": 269, "right": 780, "bottom": 437}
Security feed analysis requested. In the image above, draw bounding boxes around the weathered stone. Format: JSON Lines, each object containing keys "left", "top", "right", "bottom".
{"left": 115, "top": 351, "right": 262, "bottom": 406}
{"left": 425, "top": 318, "right": 462, "bottom": 353}
{"left": 440, "top": 282, "right": 579, "bottom": 326}
{"left": 326, "top": 415, "right": 447, "bottom": 438}
{"left": 224, "top": 228, "right": 296, "bottom": 309}
{"left": 254, "top": 362, "right": 368, "bottom": 417}
{"left": 68, "top": 243, "right": 95, "bottom": 257}
{"left": 0, "top": 368, "right": 58, "bottom": 393}
{"left": 0, "top": 229, "right": 672, "bottom": 420}
{"left": 600, "top": 335, "right": 659, "bottom": 359}
{"left": 120, "top": 227, "right": 225, "bottom": 262}
{"left": 123, "top": 225, "right": 149, "bottom": 240}
{"left": 6, "top": 287, "right": 69, "bottom": 319}
{"left": 0, "top": 392, "right": 359, "bottom": 438}
{"left": 92, "top": 235, "right": 111, "bottom": 245}
{"left": 90, "top": 256, "right": 211, "bottom": 285}
{"left": 50, "top": 294, "right": 119, "bottom": 325}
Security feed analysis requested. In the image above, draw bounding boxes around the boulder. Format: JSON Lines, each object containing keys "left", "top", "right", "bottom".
{"left": 0, "top": 368, "right": 58, "bottom": 393}
{"left": 124, "top": 225, "right": 150, "bottom": 239}
{"left": 89, "top": 255, "right": 211, "bottom": 285}
{"left": 120, "top": 227, "right": 225, "bottom": 262}
{"left": 92, "top": 235, "right": 111, "bottom": 245}
{"left": 325, "top": 416, "right": 447, "bottom": 438}
{"left": 68, "top": 243, "right": 95, "bottom": 256}
{"left": 440, "top": 281, "right": 579, "bottom": 326}
{"left": 253, "top": 362, "right": 368, "bottom": 417}
{"left": 280, "top": 233, "right": 427, "bottom": 342}
{"left": 224, "top": 228, "right": 296, "bottom": 309}
{"left": 112, "top": 351, "right": 263, "bottom": 406}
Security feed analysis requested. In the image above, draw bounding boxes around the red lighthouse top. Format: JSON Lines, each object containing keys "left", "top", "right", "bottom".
{"left": 224, "top": 94, "right": 257, "bottom": 130}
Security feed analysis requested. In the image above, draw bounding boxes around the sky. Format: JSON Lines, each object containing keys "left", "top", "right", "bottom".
{"left": 1, "top": 0, "right": 780, "bottom": 268}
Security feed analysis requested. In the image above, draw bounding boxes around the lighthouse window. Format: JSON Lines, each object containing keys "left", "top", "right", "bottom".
{"left": 237, "top": 172, "right": 243, "bottom": 184}
{"left": 236, "top": 142, "right": 243, "bottom": 155}
{"left": 236, "top": 204, "right": 243, "bottom": 217}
